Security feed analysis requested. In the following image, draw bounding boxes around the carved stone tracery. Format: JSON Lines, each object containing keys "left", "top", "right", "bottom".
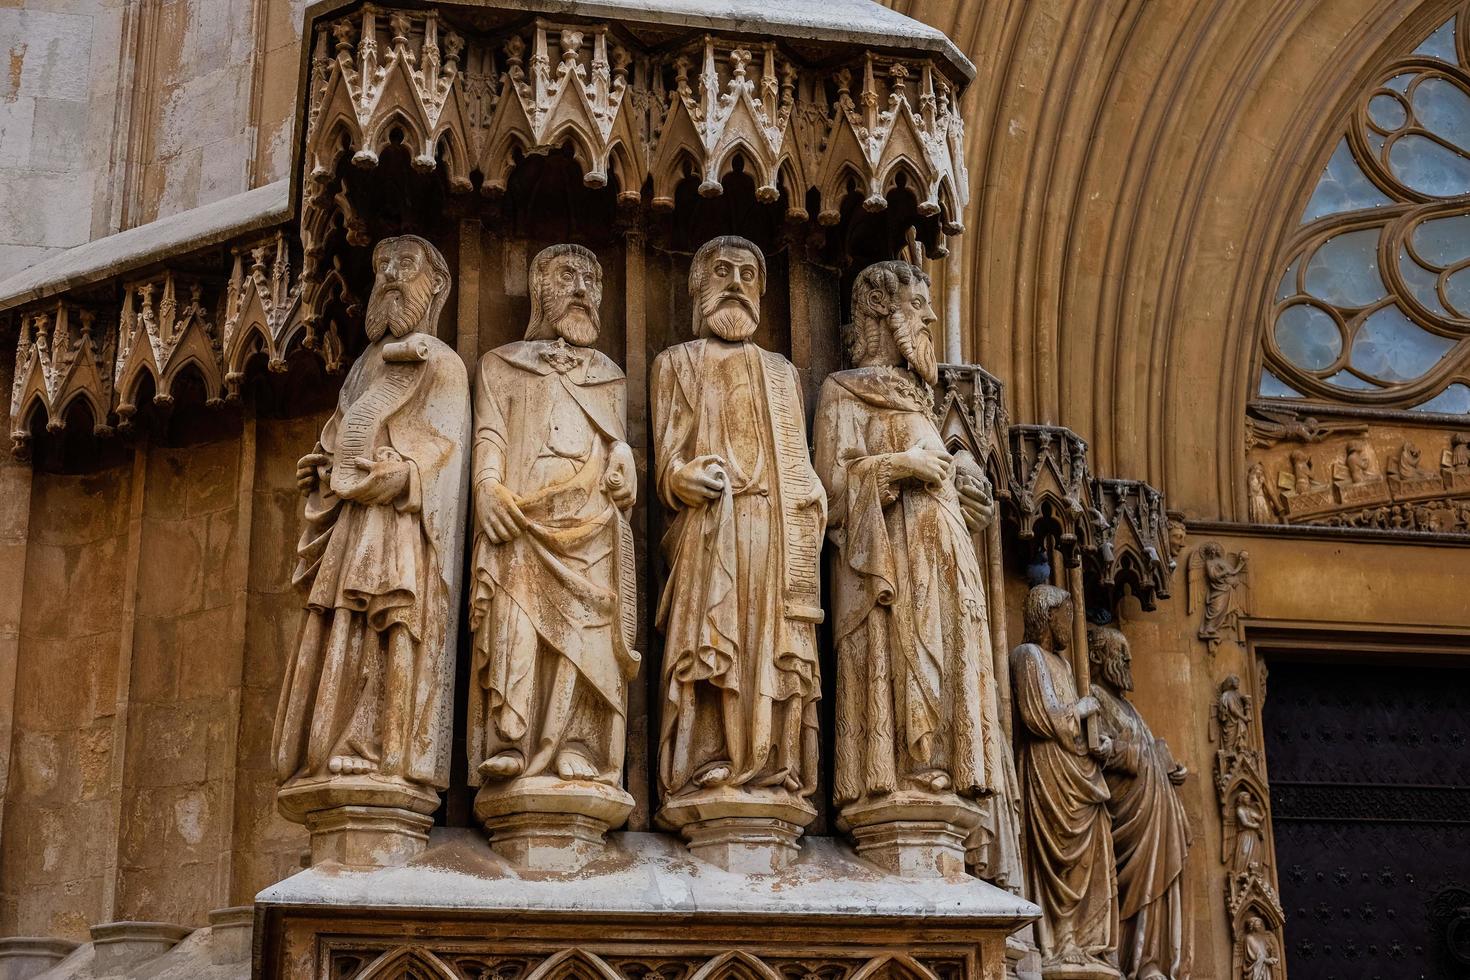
{"left": 10, "top": 299, "right": 115, "bottom": 454}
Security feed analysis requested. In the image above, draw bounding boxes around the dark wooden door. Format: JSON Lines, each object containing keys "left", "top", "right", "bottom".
{"left": 1263, "top": 659, "right": 1470, "bottom": 979}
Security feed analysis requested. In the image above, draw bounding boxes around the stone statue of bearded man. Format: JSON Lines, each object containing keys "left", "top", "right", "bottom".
{"left": 274, "top": 234, "right": 470, "bottom": 866}
{"left": 468, "top": 244, "right": 639, "bottom": 861}
{"left": 814, "top": 259, "right": 1016, "bottom": 877}
{"left": 651, "top": 235, "right": 825, "bottom": 871}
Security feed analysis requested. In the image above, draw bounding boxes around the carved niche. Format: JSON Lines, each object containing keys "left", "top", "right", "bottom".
{"left": 9, "top": 300, "right": 115, "bottom": 455}
{"left": 113, "top": 270, "right": 225, "bottom": 427}
{"left": 1211, "top": 673, "right": 1285, "bottom": 980}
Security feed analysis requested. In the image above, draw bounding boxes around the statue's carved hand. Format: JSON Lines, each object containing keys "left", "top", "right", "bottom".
{"left": 890, "top": 446, "right": 952, "bottom": 486}
{"left": 296, "top": 451, "right": 330, "bottom": 494}
{"left": 953, "top": 453, "right": 996, "bottom": 532}
{"left": 1074, "top": 695, "right": 1100, "bottom": 719}
{"left": 1092, "top": 734, "right": 1114, "bottom": 759}
{"left": 478, "top": 480, "right": 526, "bottom": 544}
{"left": 348, "top": 450, "right": 410, "bottom": 505}
{"left": 605, "top": 442, "right": 637, "bottom": 511}
{"left": 671, "top": 455, "right": 727, "bottom": 506}
{"left": 1168, "top": 764, "right": 1188, "bottom": 785}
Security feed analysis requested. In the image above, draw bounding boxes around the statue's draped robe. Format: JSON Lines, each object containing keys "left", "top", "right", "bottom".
{"left": 1096, "top": 686, "right": 1193, "bottom": 980}
{"left": 814, "top": 367, "right": 1018, "bottom": 879}
{"left": 273, "top": 333, "right": 468, "bottom": 789}
{"left": 1012, "top": 642, "right": 1118, "bottom": 961}
{"left": 652, "top": 338, "right": 822, "bottom": 795}
{"left": 468, "top": 341, "right": 638, "bottom": 780}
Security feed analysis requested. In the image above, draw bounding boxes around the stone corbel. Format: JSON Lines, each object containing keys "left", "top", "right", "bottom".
{"left": 1008, "top": 424, "right": 1100, "bottom": 550}
{"left": 113, "top": 270, "right": 225, "bottom": 429}
{"left": 935, "top": 362, "right": 1012, "bottom": 501}
{"left": 9, "top": 299, "right": 115, "bottom": 455}
{"left": 1092, "top": 478, "right": 1172, "bottom": 609}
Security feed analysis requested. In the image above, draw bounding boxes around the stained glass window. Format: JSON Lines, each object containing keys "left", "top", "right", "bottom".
{"left": 1260, "top": 11, "right": 1470, "bottom": 415}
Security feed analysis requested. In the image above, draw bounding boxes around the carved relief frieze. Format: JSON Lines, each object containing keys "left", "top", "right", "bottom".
{"left": 114, "top": 270, "right": 224, "bottom": 426}
{"left": 1244, "top": 403, "right": 1470, "bottom": 534}
{"left": 1212, "top": 673, "right": 1285, "bottom": 980}
{"left": 9, "top": 299, "right": 115, "bottom": 454}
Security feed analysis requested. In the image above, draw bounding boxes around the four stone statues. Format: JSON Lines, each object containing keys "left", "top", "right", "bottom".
{"left": 273, "top": 236, "right": 1199, "bottom": 974}
{"left": 273, "top": 234, "right": 470, "bottom": 865}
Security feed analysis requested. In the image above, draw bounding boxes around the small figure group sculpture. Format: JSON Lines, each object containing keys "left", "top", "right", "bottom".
{"left": 271, "top": 233, "right": 1195, "bottom": 978}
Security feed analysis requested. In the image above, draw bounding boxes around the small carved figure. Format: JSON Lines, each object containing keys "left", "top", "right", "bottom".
{"left": 1241, "top": 916, "right": 1279, "bottom": 980}
{"left": 1089, "top": 626, "right": 1192, "bottom": 980}
{"left": 1387, "top": 439, "right": 1425, "bottom": 480}
{"left": 1344, "top": 439, "right": 1379, "bottom": 484}
{"left": 1165, "top": 511, "right": 1188, "bottom": 566}
{"left": 652, "top": 236, "right": 825, "bottom": 857}
{"left": 1246, "top": 405, "right": 1365, "bottom": 448}
{"left": 274, "top": 235, "right": 470, "bottom": 857}
{"left": 1012, "top": 585, "right": 1118, "bottom": 975}
{"left": 1450, "top": 433, "right": 1470, "bottom": 474}
{"left": 1231, "top": 788, "right": 1266, "bottom": 876}
{"left": 468, "top": 244, "right": 640, "bottom": 849}
{"left": 1188, "top": 543, "right": 1249, "bottom": 653}
{"left": 815, "top": 259, "right": 1019, "bottom": 880}
{"left": 1214, "top": 675, "right": 1255, "bottom": 765}
{"left": 1246, "top": 463, "right": 1279, "bottom": 524}
{"left": 1279, "top": 450, "right": 1325, "bottom": 496}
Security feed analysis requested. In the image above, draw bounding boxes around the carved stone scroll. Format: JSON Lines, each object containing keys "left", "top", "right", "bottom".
{"left": 272, "top": 235, "right": 470, "bottom": 867}
{"left": 651, "top": 237, "right": 824, "bottom": 873}
{"left": 467, "top": 244, "right": 638, "bottom": 870}
{"left": 815, "top": 260, "right": 1017, "bottom": 880}
{"left": 1212, "top": 674, "right": 1285, "bottom": 980}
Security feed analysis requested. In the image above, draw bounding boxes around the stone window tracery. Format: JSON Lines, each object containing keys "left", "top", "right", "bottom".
{"left": 1260, "top": 8, "right": 1470, "bottom": 415}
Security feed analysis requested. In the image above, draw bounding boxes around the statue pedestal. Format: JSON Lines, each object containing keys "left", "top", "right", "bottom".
{"left": 658, "top": 786, "right": 815, "bottom": 874}
{"left": 278, "top": 775, "right": 440, "bottom": 868}
{"left": 1038, "top": 961, "right": 1120, "bottom": 980}
{"left": 838, "top": 792, "right": 982, "bottom": 878}
{"left": 475, "top": 776, "right": 634, "bottom": 872}
{"left": 256, "top": 830, "right": 1039, "bottom": 980}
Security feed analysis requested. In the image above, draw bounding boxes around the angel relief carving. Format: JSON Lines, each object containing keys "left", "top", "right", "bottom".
{"left": 651, "top": 236, "right": 825, "bottom": 872}
{"left": 1187, "top": 544, "right": 1249, "bottom": 654}
{"left": 468, "top": 244, "right": 639, "bottom": 867}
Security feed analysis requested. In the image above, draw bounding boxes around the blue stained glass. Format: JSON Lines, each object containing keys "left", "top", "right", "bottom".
{"left": 1350, "top": 305, "right": 1455, "bottom": 381}
{"left": 1412, "top": 214, "right": 1470, "bottom": 266}
{"left": 1276, "top": 256, "right": 1301, "bottom": 300}
{"left": 1412, "top": 382, "right": 1470, "bottom": 414}
{"left": 1325, "top": 369, "right": 1380, "bottom": 390}
{"left": 1445, "top": 267, "right": 1470, "bottom": 316}
{"left": 1368, "top": 94, "right": 1408, "bottom": 131}
{"left": 1386, "top": 73, "right": 1414, "bottom": 94}
{"left": 1398, "top": 248, "right": 1451, "bottom": 316}
{"left": 1258, "top": 369, "right": 1304, "bottom": 398}
{"left": 1413, "top": 16, "right": 1458, "bottom": 62}
{"left": 1301, "top": 140, "right": 1394, "bottom": 223}
{"left": 1275, "top": 303, "right": 1342, "bottom": 370}
{"left": 1388, "top": 135, "right": 1470, "bottom": 197}
{"left": 1304, "top": 228, "right": 1387, "bottom": 307}
{"left": 1413, "top": 78, "right": 1470, "bottom": 152}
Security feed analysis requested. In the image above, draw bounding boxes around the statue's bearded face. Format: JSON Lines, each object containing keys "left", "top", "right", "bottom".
{"left": 888, "top": 279, "right": 939, "bottom": 385}
{"left": 1101, "top": 638, "right": 1134, "bottom": 692}
{"left": 1048, "top": 601, "right": 1072, "bottom": 652}
{"left": 699, "top": 245, "right": 762, "bottom": 341}
{"left": 542, "top": 254, "right": 602, "bottom": 346}
{"left": 366, "top": 241, "right": 436, "bottom": 341}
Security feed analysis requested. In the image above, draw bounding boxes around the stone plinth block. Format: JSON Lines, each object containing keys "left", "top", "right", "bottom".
{"left": 279, "top": 775, "right": 439, "bottom": 868}
{"left": 839, "top": 792, "right": 982, "bottom": 878}
{"left": 0, "top": 938, "right": 79, "bottom": 980}
{"left": 256, "top": 830, "right": 1038, "bottom": 980}
{"left": 89, "top": 922, "right": 192, "bottom": 974}
{"left": 1039, "top": 962, "right": 1120, "bottom": 980}
{"left": 658, "top": 786, "right": 815, "bottom": 874}
{"left": 207, "top": 906, "right": 254, "bottom": 965}
{"left": 474, "top": 776, "right": 634, "bottom": 872}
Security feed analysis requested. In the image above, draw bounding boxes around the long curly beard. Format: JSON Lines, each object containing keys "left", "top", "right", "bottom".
{"left": 892, "top": 312, "right": 938, "bottom": 386}
{"left": 365, "top": 276, "right": 434, "bottom": 341}
{"left": 702, "top": 293, "right": 759, "bottom": 341}
{"left": 545, "top": 288, "right": 601, "bottom": 346}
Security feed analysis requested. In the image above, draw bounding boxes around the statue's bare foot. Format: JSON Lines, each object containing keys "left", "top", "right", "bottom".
{"left": 694, "top": 764, "right": 732, "bottom": 788}
{"left": 328, "top": 755, "right": 377, "bottom": 776}
{"left": 478, "top": 752, "right": 524, "bottom": 780}
{"left": 555, "top": 750, "right": 599, "bottom": 781}
{"left": 913, "top": 770, "right": 951, "bottom": 793}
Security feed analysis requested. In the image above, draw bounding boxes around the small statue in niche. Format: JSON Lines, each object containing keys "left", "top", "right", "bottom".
{"left": 651, "top": 236, "right": 825, "bottom": 865}
{"left": 1245, "top": 463, "right": 1279, "bottom": 525}
{"left": 467, "top": 244, "right": 639, "bottom": 853}
{"left": 1214, "top": 674, "right": 1255, "bottom": 767}
{"left": 1012, "top": 585, "right": 1118, "bottom": 976}
{"left": 814, "top": 259, "right": 1020, "bottom": 880}
{"left": 1230, "top": 787, "right": 1267, "bottom": 876}
{"left": 1088, "top": 625, "right": 1192, "bottom": 980}
{"left": 1188, "top": 543, "right": 1249, "bottom": 654}
{"left": 1241, "top": 916, "right": 1280, "bottom": 980}
{"left": 273, "top": 235, "right": 470, "bottom": 862}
